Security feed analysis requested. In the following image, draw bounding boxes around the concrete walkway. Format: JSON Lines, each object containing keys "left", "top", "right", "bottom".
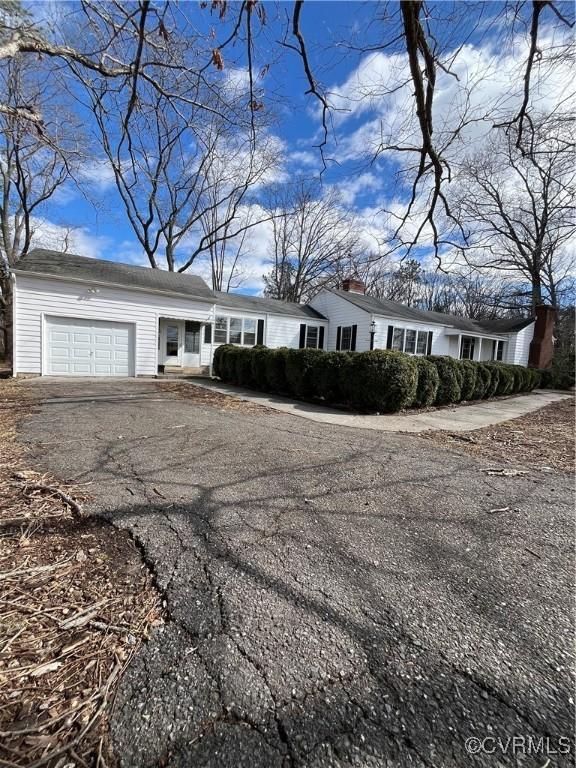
{"left": 187, "top": 378, "right": 570, "bottom": 433}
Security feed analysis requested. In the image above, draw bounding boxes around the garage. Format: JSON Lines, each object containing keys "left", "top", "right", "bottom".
{"left": 45, "top": 317, "right": 135, "bottom": 376}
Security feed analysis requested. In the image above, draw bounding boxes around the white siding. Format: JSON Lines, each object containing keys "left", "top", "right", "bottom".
{"left": 264, "top": 314, "right": 327, "bottom": 349}
{"left": 14, "top": 274, "right": 213, "bottom": 376}
{"left": 509, "top": 323, "right": 534, "bottom": 366}
{"left": 309, "top": 291, "right": 369, "bottom": 350}
{"left": 371, "top": 316, "right": 451, "bottom": 355}
{"left": 14, "top": 274, "right": 329, "bottom": 376}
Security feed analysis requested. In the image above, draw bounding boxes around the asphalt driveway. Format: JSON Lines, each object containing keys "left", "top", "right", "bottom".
{"left": 19, "top": 379, "right": 574, "bottom": 768}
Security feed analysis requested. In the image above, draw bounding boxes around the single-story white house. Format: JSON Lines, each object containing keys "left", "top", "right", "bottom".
{"left": 10, "top": 250, "right": 537, "bottom": 378}
{"left": 309, "top": 279, "right": 536, "bottom": 366}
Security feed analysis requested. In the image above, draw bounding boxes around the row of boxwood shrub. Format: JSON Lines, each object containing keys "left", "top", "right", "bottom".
{"left": 213, "top": 345, "right": 541, "bottom": 413}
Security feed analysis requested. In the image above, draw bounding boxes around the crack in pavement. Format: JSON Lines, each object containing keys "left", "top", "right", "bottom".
{"left": 17, "top": 380, "right": 575, "bottom": 768}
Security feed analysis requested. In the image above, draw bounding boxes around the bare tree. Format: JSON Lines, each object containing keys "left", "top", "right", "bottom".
{"left": 263, "top": 181, "right": 361, "bottom": 302}
{"left": 0, "top": 55, "right": 76, "bottom": 359}
{"left": 287, "top": 0, "right": 574, "bottom": 257}
{"left": 454, "top": 113, "right": 575, "bottom": 312}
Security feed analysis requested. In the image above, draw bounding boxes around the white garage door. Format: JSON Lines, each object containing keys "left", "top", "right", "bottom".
{"left": 46, "top": 317, "right": 135, "bottom": 376}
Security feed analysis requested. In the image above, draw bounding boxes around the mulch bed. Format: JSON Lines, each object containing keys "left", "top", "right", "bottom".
{"left": 0, "top": 380, "right": 163, "bottom": 767}
{"left": 422, "top": 396, "right": 575, "bottom": 474}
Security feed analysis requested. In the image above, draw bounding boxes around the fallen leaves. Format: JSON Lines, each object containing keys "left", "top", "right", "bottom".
{"left": 0, "top": 379, "right": 164, "bottom": 767}
{"left": 423, "top": 397, "right": 575, "bottom": 474}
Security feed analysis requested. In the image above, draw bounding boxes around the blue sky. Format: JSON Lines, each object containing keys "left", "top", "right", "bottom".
{"left": 31, "top": 1, "right": 574, "bottom": 294}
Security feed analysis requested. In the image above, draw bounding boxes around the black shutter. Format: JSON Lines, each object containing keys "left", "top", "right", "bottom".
{"left": 299, "top": 324, "right": 307, "bottom": 348}
{"left": 257, "top": 319, "right": 264, "bottom": 345}
{"left": 492, "top": 340, "right": 496, "bottom": 360}
{"left": 351, "top": 324, "right": 357, "bottom": 351}
{"left": 204, "top": 324, "right": 212, "bottom": 344}
{"left": 426, "top": 331, "right": 433, "bottom": 355}
{"left": 319, "top": 326, "right": 325, "bottom": 349}
{"left": 386, "top": 325, "right": 394, "bottom": 349}
{"left": 336, "top": 326, "right": 341, "bottom": 351}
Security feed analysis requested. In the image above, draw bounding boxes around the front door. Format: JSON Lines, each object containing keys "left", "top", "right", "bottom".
{"left": 182, "top": 321, "right": 201, "bottom": 368}
{"left": 164, "top": 322, "right": 181, "bottom": 366}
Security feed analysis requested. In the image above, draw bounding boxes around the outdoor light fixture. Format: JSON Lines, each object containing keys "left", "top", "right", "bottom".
{"left": 369, "top": 319, "right": 376, "bottom": 350}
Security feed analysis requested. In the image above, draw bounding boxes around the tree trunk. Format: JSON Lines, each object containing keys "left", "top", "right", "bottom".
{"left": 0, "top": 276, "right": 13, "bottom": 369}
{"left": 531, "top": 269, "right": 543, "bottom": 312}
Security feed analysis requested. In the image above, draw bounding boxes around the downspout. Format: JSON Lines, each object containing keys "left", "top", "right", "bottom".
{"left": 208, "top": 303, "right": 216, "bottom": 378}
{"left": 10, "top": 273, "right": 16, "bottom": 376}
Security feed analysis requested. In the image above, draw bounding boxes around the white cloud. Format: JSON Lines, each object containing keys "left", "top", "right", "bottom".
{"left": 29, "top": 217, "right": 110, "bottom": 258}
{"left": 77, "top": 158, "right": 117, "bottom": 192}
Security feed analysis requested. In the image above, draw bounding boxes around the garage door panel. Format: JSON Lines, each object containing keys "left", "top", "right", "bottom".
{"left": 46, "top": 317, "right": 134, "bottom": 377}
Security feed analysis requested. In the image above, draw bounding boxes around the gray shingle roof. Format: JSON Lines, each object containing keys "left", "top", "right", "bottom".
{"left": 13, "top": 249, "right": 326, "bottom": 320}
{"left": 330, "top": 289, "right": 533, "bottom": 336}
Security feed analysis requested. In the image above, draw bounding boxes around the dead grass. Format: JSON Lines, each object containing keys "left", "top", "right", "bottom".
{"left": 422, "top": 397, "right": 575, "bottom": 474}
{"left": 158, "top": 379, "right": 274, "bottom": 414}
{"left": 0, "top": 380, "right": 163, "bottom": 767}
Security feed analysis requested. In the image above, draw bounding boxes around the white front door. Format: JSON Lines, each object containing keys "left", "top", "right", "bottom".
{"left": 163, "top": 321, "right": 181, "bottom": 366}
{"left": 182, "top": 321, "right": 201, "bottom": 368}
{"left": 46, "top": 316, "right": 134, "bottom": 376}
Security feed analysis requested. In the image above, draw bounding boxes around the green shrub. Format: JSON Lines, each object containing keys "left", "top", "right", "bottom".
{"left": 213, "top": 344, "right": 233, "bottom": 379}
{"left": 458, "top": 360, "right": 477, "bottom": 401}
{"left": 285, "top": 348, "right": 325, "bottom": 398}
{"left": 484, "top": 365, "right": 500, "bottom": 397}
{"left": 234, "top": 348, "right": 255, "bottom": 386}
{"left": 412, "top": 357, "right": 440, "bottom": 408}
{"left": 311, "top": 351, "right": 351, "bottom": 403}
{"left": 251, "top": 346, "right": 272, "bottom": 389}
{"left": 527, "top": 368, "right": 542, "bottom": 390}
{"left": 427, "top": 356, "right": 462, "bottom": 405}
{"left": 265, "top": 347, "right": 290, "bottom": 392}
{"left": 473, "top": 363, "right": 492, "bottom": 399}
{"left": 538, "top": 353, "right": 575, "bottom": 390}
{"left": 508, "top": 365, "right": 530, "bottom": 393}
{"left": 346, "top": 350, "right": 418, "bottom": 413}
{"left": 487, "top": 363, "right": 515, "bottom": 395}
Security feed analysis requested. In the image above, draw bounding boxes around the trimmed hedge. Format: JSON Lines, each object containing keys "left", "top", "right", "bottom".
{"left": 311, "top": 351, "right": 352, "bottom": 403}
{"left": 473, "top": 364, "right": 492, "bottom": 400}
{"left": 213, "top": 345, "right": 540, "bottom": 413}
{"left": 413, "top": 357, "right": 440, "bottom": 407}
{"left": 285, "top": 348, "right": 326, "bottom": 398}
{"left": 345, "top": 350, "right": 418, "bottom": 412}
{"left": 458, "top": 360, "right": 477, "bottom": 401}
{"left": 428, "top": 356, "right": 462, "bottom": 405}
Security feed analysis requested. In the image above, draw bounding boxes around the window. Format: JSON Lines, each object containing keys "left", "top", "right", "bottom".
{"left": 388, "top": 325, "right": 430, "bottom": 355}
{"left": 341, "top": 326, "right": 353, "bottom": 351}
{"left": 184, "top": 321, "right": 200, "bottom": 354}
{"left": 213, "top": 316, "right": 259, "bottom": 346}
{"left": 305, "top": 326, "right": 319, "bottom": 349}
{"left": 166, "top": 324, "right": 179, "bottom": 356}
{"left": 416, "top": 331, "right": 428, "bottom": 355}
{"left": 460, "top": 336, "right": 476, "bottom": 360}
{"left": 229, "top": 318, "right": 242, "bottom": 344}
{"left": 215, "top": 316, "right": 228, "bottom": 344}
{"left": 243, "top": 318, "right": 257, "bottom": 346}
{"left": 494, "top": 340, "right": 504, "bottom": 361}
{"left": 405, "top": 329, "right": 417, "bottom": 354}
{"left": 392, "top": 327, "right": 405, "bottom": 351}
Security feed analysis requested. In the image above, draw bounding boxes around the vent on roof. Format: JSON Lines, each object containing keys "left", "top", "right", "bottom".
{"left": 341, "top": 278, "right": 365, "bottom": 294}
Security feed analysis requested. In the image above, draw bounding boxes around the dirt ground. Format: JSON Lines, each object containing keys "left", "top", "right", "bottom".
{"left": 0, "top": 380, "right": 163, "bottom": 767}
{"left": 423, "top": 396, "right": 575, "bottom": 474}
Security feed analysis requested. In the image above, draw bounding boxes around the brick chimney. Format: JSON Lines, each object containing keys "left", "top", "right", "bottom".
{"left": 341, "top": 278, "right": 365, "bottom": 294}
{"left": 528, "top": 304, "right": 556, "bottom": 369}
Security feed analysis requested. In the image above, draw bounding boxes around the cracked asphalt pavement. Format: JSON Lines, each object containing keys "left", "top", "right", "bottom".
{"left": 20, "top": 379, "right": 574, "bottom": 768}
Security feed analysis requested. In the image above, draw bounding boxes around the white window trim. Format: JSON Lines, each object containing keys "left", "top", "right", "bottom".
{"left": 213, "top": 315, "right": 260, "bottom": 347}
{"left": 340, "top": 325, "right": 353, "bottom": 351}
{"left": 305, "top": 325, "right": 319, "bottom": 349}
{"left": 392, "top": 326, "right": 429, "bottom": 356}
